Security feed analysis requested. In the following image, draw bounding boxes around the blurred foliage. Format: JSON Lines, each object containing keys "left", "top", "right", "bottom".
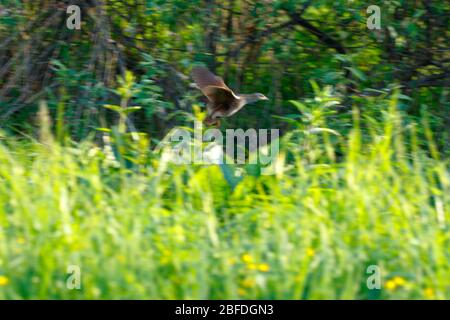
{"left": 0, "top": 0, "right": 448, "bottom": 154}
{"left": 0, "top": 0, "right": 448, "bottom": 300}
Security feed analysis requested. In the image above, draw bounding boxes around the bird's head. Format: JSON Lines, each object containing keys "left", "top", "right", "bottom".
{"left": 255, "top": 93, "right": 269, "bottom": 101}
{"left": 242, "top": 93, "right": 269, "bottom": 105}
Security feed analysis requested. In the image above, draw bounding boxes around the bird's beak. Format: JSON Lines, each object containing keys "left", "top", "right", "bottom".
{"left": 262, "top": 95, "right": 269, "bottom": 100}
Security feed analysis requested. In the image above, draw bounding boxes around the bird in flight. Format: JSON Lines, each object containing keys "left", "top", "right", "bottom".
{"left": 192, "top": 66, "right": 268, "bottom": 126}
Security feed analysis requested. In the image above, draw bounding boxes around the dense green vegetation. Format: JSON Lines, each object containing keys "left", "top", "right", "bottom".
{"left": 0, "top": 94, "right": 448, "bottom": 299}
{"left": 0, "top": 1, "right": 448, "bottom": 299}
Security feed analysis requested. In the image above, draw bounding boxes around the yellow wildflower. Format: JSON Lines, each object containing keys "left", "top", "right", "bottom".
{"left": 393, "top": 276, "right": 406, "bottom": 286}
{"left": 238, "top": 289, "right": 246, "bottom": 296}
{"left": 241, "top": 254, "right": 253, "bottom": 264}
{"left": 247, "top": 263, "right": 257, "bottom": 271}
{"left": 306, "top": 248, "right": 315, "bottom": 257}
{"left": 242, "top": 278, "right": 256, "bottom": 288}
{"left": 0, "top": 275, "right": 9, "bottom": 286}
{"left": 385, "top": 279, "right": 396, "bottom": 290}
{"left": 258, "top": 263, "right": 270, "bottom": 272}
{"left": 424, "top": 288, "right": 434, "bottom": 298}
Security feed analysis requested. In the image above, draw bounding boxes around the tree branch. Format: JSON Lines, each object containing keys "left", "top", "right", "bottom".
{"left": 405, "top": 72, "right": 449, "bottom": 88}
{"left": 226, "top": 20, "right": 296, "bottom": 58}
{"left": 285, "top": 9, "right": 346, "bottom": 54}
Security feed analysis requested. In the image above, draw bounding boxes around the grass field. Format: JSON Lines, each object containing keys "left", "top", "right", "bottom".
{"left": 0, "top": 99, "right": 448, "bottom": 300}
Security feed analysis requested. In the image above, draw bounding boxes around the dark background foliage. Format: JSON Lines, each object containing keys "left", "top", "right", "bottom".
{"left": 0, "top": 0, "right": 448, "bottom": 154}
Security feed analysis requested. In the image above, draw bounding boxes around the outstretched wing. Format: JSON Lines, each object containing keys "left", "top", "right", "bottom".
{"left": 192, "top": 67, "right": 240, "bottom": 106}
{"left": 202, "top": 85, "right": 235, "bottom": 106}
{"left": 192, "top": 67, "right": 229, "bottom": 90}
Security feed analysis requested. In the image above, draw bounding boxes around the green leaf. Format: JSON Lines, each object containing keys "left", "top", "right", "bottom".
{"left": 306, "top": 128, "right": 341, "bottom": 136}
{"left": 345, "top": 67, "right": 367, "bottom": 81}
{"left": 122, "top": 106, "right": 142, "bottom": 115}
{"left": 103, "top": 104, "right": 122, "bottom": 113}
{"left": 219, "top": 163, "right": 243, "bottom": 190}
{"left": 289, "top": 100, "right": 308, "bottom": 113}
{"left": 272, "top": 115, "right": 300, "bottom": 124}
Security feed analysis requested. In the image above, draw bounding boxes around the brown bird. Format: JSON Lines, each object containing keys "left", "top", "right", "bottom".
{"left": 192, "top": 66, "right": 268, "bottom": 126}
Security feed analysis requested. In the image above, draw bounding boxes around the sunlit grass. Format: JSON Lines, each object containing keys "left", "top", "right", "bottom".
{"left": 0, "top": 100, "right": 448, "bottom": 299}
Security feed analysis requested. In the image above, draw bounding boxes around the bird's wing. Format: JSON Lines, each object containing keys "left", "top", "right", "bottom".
{"left": 192, "top": 67, "right": 240, "bottom": 101}
{"left": 202, "top": 85, "right": 237, "bottom": 109}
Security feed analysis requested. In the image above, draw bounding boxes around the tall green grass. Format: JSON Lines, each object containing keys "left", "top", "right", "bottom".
{"left": 0, "top": 97, "right": 448, "bottom": 299}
